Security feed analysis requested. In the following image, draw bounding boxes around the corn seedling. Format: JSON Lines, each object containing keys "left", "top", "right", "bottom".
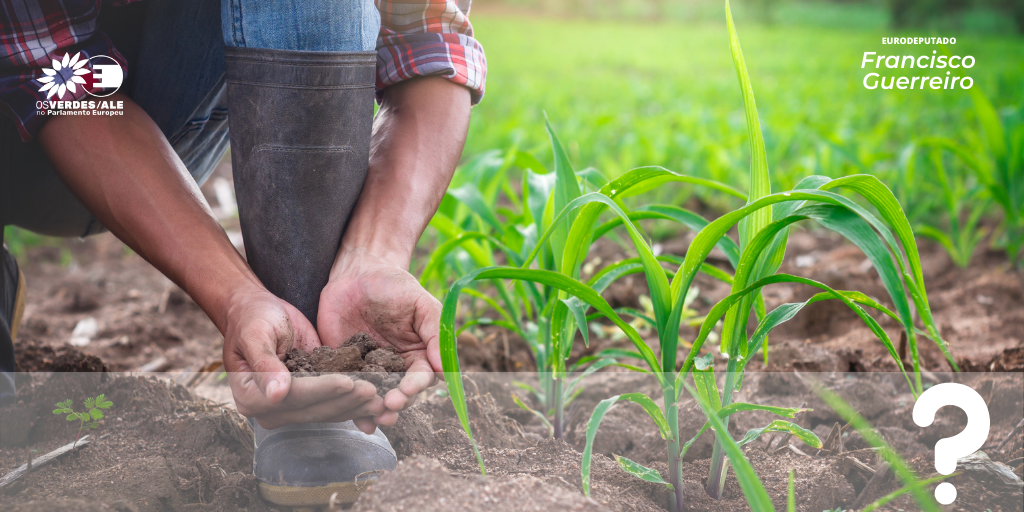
{"left": 919, "top": 59, "right": 1024, "bottom": 266}
{"left": 428, "top": 117, "right": 746, "bottom": 440}
{"left": 52, "top": 395, "right": 112, "bottom": 448}
{"left": 911, "top": 147, "right": 989, "bottom": 267}
{"left": 439, "top": 2, "right": 952, "bottom": 509}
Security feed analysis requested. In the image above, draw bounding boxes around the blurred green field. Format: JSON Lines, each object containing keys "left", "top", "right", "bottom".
{"left": 461, "top": 11, "right": 1024, "bottom": 219}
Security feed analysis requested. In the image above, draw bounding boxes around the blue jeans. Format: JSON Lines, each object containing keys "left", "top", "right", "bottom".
{"left": 0, "top": 0, "right": 379, "bottom": 401}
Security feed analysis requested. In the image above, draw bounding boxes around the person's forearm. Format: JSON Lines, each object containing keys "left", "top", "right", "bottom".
{"left": 38, "top": 93, "right": 262, "bottom": 333}
{"left": 333, "top": 77, "right": 471, "bottom": 272}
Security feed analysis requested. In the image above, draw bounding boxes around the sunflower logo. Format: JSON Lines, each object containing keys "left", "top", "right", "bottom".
{"left": 37, "top": 52, "right": 90, "bottom": 100}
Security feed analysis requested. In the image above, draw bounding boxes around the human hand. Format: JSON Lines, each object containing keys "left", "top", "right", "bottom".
{"left": 318, "top": 247, "right": 442, "bottom": 431}
{"left": 222, "top": 285, "right": 385, "bottom": 429}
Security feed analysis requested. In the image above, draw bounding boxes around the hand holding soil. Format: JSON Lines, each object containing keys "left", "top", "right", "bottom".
{"left": 221, "top": 289, "right": 385, "bottom": 430}
{"left": 317, "top": 248, "right": 444, "bottom": 428}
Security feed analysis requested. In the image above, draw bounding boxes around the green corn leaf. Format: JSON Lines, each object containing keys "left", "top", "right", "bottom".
{"left": 581, "top": 397, "right": 617, "bottom": 496}
{"left": 811, "top": 380, "right": 942, "bottom": 512}
{"left": 565, "top": 358, "right": 617, "bottom": 401}
{"left": 965, "top": 79, "right": 1008, "bottom": 164}
{"left": 787, "top": 469, "right": 796, "bottom": 512}
{"left": 743, "top": 289, "right": 913, "bottom": 392}
{"left": 572, "top": 349, "right": 645, "bottom": 369}
{"left": 613, "top": 454, "right": 673, "bottom": 489}
{"left": 600, "top": 166, "right": 745, "bottom": 201}
{"left": 716, "top": 403, "right": 811, "bottom": 419}
{"left": 441, "top": 267, "right": 668, "bottom": 474}
{"left": 514, "top": 149, "right": 548, "bottom": 175}
{"left": 683, "top": 401, "right": 812, "bottom": 459}
{"left": 585, "top": 256, "right": 731, "bottom": 296}
{"left": 685, "top": 382, "right": 775, "bottom": 512}
{"left": 455, "top": 319, "right": 520, "bottom": 337}
{"left": 676, "top": 272, "right": 914, "bottom": 397}
{"left": 727, "top": 203, "right": 912, "bottom": 367}
{"left": 671, "top": 190, "right": 935, "bottom": 394}
{"left": 525, "top": 168, "right": 557, "bottom": 236}
{"left": 511, "top": 393, "right": 553, "bottom": 438}
{"left": 419, "top": 232, "right": 520, "bottom": 286}
{"left": 915, "top": 225, "right": 961, "bottom": 266}
{"left": 822, "top": 174, "right": 956, "bottom": 371}
{"left": 447, "top": 183, "right": 505, "bottom": 235}
{"left": 618, "top": 393, "right": 673, "bottom": 440}
{"left": 860, "top": 474, "right": 953, "bottom": 512}
{"left": 726, "top": 0, "right": 771, "bottom": 252}
{"left": 593, "top": 205, "right": 740, "bottom": 268}
{"left": 577, "top": 167, "right": 608, "bottom": 190}
{"left": 692, "top": 354, "right": 721, "bottom": 411}
{"left": 518, "top": 191, "right": 669, "bottom": 372}
{"left": 546, "top": 116, "right": 582, "bottom": 267}
{"left": 530, "top": 166, "right": 741, "bottom": 376}
{"left": 738, "top": 420, "right": 821, "bottom": 449}
{"left": 512, "top": 381, "right": 545, "bottom": 404}
{"left": 581, "top": 392, "right": 671, "bottom": 497}
{"left": 428, "top": 213, "right": 493, "bottom": 266}
{"left": 561, "top": 296, "right": 590, "bottom": 347}
{"left": 680, "top": 421, "right": 711, "bottom": 460}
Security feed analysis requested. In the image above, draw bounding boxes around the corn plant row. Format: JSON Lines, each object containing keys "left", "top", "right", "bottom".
{"left": 436, "top": 2, "right": 955, "bottom": 510}
{"left": 914, "top": 70, "right": 1024, "bottom": 267}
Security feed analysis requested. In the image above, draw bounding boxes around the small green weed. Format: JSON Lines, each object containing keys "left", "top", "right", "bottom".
{"left": 53, "top": 394, "right": 113, "bottom": 448}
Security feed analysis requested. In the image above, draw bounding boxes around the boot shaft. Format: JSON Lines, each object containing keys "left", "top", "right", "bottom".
{"left": 225, "top": 48, "right": 376, "bottom": 327}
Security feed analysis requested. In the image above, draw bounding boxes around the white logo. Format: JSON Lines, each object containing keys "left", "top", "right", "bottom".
{"left": 37, "top": 52, "right": 124, "bottom": 100}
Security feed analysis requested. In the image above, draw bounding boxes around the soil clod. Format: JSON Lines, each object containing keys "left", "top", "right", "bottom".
{"left": 283, "top": 332, "right": 406, "bottom": 395}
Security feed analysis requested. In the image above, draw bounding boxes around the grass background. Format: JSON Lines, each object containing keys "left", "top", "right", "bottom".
{"left": 462, "top": 4, "right": 1023, "bottom": 219}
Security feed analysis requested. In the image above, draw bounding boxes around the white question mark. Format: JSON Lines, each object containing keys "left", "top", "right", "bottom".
{"left": 912, "top": 382, "right": 990, "bottom": 505}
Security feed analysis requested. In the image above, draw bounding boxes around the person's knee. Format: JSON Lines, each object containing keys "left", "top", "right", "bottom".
{"left": 221, "top": 0, "right": 380, "bottom": 52}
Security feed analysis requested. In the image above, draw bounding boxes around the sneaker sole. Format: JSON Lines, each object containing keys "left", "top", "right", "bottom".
{"left": 258, "top": 479, "right": 369, "bottom": 509}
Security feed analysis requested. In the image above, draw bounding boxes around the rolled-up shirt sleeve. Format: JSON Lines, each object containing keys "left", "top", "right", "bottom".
{"left": 375, "top": 0, "right": 486, "bottom": 104}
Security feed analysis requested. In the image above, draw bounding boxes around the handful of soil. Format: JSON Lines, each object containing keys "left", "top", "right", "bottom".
{"left": 284, "top": 332, "right": 405, "bottom": 395}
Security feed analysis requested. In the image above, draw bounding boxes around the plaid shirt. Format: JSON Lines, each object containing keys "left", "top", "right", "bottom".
{"left": 0, "top": 0, "right": 486, "bottom": 141}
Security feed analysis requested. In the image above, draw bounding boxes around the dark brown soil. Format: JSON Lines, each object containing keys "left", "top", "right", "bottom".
{"left": 14, "top": 338, "right": 108, "bottom": 373}
{"left": 366, "top": 371, "right": 1022, "bottom": 512}
{"left": 283, "top": 332, "right": 405, "bottom": 395}
{"left": 1, "top": 374, "right": 265, "bottom": 512}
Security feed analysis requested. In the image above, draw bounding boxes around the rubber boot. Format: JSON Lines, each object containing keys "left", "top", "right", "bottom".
{"left": 226, "top": 47, "right": 375, "bottom": 327}
{"left": 225, "top": 47, "right": 397, "bottom": 509}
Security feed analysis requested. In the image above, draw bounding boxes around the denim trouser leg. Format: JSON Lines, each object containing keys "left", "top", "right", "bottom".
{"left": 221, "top": 0, "right": 379, "bottom": 51}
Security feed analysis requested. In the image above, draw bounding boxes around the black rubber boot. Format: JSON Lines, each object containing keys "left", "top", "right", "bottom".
{"left": 225, "top": 47, "right": 375, "bottom": 327}
{"left": 225, "top": 47, "right": 396, "bottom": 509}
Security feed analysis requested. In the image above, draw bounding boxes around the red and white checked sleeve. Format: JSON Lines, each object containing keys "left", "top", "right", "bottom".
{"left": 375, "top": 0, "right": 486, "bottom": 104}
